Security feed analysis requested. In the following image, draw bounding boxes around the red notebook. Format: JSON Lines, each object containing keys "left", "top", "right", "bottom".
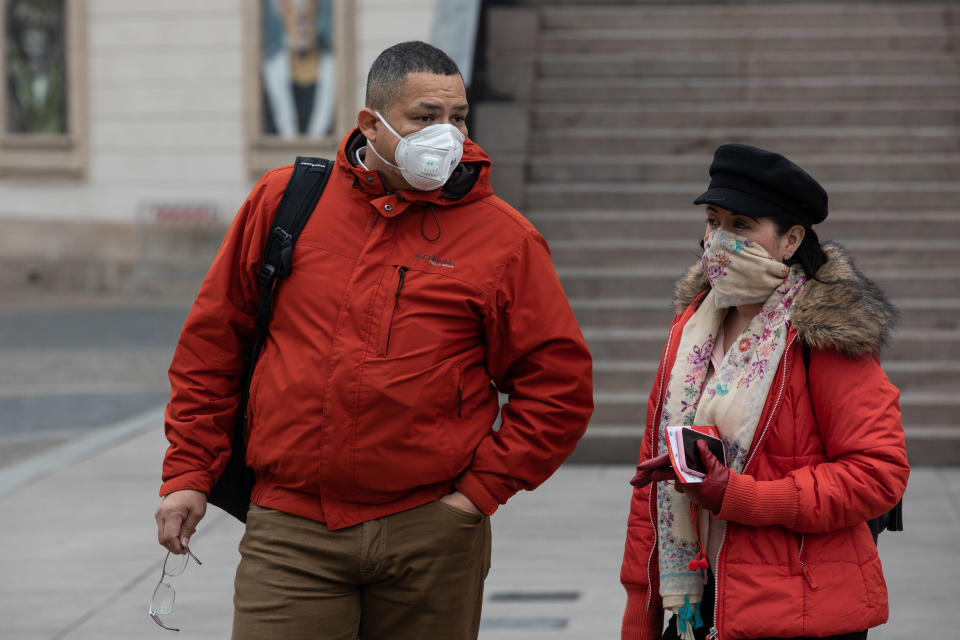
{"left": 664, "top": 425, "right": 726, "bottom": 485}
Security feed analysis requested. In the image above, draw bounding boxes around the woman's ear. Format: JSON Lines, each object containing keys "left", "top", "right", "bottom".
{"left": 782, "top": 225, "right": 806, "bottom": 261}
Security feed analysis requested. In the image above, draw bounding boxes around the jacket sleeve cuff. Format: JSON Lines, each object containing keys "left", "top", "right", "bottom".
{"left": 717, "top": 469, "right": 799, "bottom": 528}
{"left": 159, "top": 470, "right": 216, "bottom": 498}
{"left": 622, "top": 585, "right": 663, "bottom": 640}
{"left": 455, "top": 470, "right": 519, "bottom": 516}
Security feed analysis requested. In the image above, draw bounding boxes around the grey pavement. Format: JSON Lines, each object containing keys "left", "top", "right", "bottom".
{"left": 0, "top": 293, "right": 189, "bottom": 470}
{"left": 0, "top": 409, "right": 957, "bottom": 639}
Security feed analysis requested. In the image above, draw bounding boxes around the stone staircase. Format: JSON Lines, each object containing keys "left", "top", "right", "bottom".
{"left": 480, "top": 1, "right": 960, "bottom": 464}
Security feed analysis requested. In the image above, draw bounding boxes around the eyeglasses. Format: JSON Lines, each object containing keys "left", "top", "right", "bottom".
{"left": 149, "top": 548, "right": 202, "bottom": 632}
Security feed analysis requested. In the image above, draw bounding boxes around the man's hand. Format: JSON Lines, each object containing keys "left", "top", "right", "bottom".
{"left": 156, "top": 489, "right": 207, "bottom": 554}
{"left": 439, "top": 490, "right": 482, "bottom": 516}
{"left": 630, "top": 452, "right": 676, "bottom": 488}
{"left": 676, "top": 440, "right": 729, "bottom": 513}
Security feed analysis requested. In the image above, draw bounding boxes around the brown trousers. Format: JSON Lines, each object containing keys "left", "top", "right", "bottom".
{"left": 232, "top": 501, "right": 491, "bottom": 640}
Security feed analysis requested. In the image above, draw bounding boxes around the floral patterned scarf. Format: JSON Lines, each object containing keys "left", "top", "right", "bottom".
{"left": 655, "top": 234, "right": 806, "bottom": 636}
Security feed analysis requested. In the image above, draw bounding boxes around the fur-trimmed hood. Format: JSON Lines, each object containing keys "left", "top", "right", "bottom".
{"left": 674, "top": 242, "right": 897, "bottom": 357}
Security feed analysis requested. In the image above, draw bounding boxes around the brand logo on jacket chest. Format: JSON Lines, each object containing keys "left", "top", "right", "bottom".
{"left": 415, "top": 253, "right": 455, "bottom": 270}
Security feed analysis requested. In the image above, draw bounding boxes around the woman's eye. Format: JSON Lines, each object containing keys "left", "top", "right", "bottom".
{"left": 706, "top": 219, "right": 718, "bottom": 227}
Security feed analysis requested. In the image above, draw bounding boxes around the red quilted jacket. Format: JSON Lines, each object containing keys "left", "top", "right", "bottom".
{"left": 160, "top": 130, "right": 593, "bottom": 529}
{"left": 621, "top": 245, "right": 909, "bottom": 639}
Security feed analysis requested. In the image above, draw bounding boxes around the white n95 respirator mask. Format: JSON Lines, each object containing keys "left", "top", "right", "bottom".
{"left": 367, "top": 111, "right": 465, "bottom": 191}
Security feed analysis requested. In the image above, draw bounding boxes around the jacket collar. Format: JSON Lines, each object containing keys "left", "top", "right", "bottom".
{"left": 673, "top": 242, "right": 897, "bottom": 357}
{"left": 336, "top": 128, "right": 494, "bottom": 214}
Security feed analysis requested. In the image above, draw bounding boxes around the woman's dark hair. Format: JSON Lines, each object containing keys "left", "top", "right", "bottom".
{"left": 771, "top": 213, "right": 828, "bottom": 280}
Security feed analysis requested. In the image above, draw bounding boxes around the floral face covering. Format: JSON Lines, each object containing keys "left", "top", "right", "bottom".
{"left": 701, "top": 228, "right": 790, "bottom": 308}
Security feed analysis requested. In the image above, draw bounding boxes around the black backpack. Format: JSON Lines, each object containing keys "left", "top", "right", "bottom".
{"left": 207, "top": 157, "right": 333, "bottom": 523}
{"left": 801, "top": 343, "right": 903, "bottom": 544}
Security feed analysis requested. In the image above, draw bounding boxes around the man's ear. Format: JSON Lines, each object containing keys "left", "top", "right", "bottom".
{"left": 357, "top": 108, "right": 379, "bottom": 142}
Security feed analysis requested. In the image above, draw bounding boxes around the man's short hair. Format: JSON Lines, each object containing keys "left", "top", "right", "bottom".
{"left": 365, "top": 41, "right": 461, "bottom": 112}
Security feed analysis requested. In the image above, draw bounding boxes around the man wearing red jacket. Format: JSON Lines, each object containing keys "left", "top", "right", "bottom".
{"left": 155, "top": 41, "right": 593, "bottom": 639}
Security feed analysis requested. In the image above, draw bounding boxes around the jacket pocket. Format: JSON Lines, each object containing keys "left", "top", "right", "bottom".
{"left": 378, "top": 265, "right": 407, "bottom": 357}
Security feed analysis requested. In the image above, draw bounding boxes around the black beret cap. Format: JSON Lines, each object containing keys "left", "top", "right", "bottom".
{"left": 693, "top": 144, "right": 828, "bottom": 226}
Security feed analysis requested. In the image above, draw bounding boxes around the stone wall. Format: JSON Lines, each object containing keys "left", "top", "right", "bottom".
{"left": 0, "top": 0, "right": 436, "bottom": 294}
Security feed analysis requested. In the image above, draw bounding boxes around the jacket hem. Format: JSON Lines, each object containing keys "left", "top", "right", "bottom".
{"left": 250, "top": 482, "right": 452, "bottom": 530}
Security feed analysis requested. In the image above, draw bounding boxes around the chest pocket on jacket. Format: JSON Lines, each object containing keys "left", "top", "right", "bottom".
{"left": 374, "top": 262, "right": 482, "bottom": 362}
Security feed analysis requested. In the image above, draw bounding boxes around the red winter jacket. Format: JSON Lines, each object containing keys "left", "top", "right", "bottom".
{"left": 621, "top": 245, "right": 909, "bottom": 639}
{"left": 160, "top": 130, "right": 593, "bottom": 529}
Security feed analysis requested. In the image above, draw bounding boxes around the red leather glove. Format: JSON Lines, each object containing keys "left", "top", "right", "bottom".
{"left": 630, "top": 453, "right": 677, "bottom": 488}
{"left": 676, "top": 440, "right": 729, "bottom": 513}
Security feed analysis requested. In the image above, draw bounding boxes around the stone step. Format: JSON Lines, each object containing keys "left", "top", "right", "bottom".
{"left": 528, "top": 179, "right": 960, "bottom": 210}
{"left": 570, "top": 298, "right": 960, "bottom": 331}
{"left": 541, "top": 4, "right": 957, "bottom": 30}
{"left": 592, "top": 359, "right": 661, "bottom": 395}
{"left": 550, "top": 238, "right": 960, "bottom": 269}
{"left": 539, "top": 52, "right": 960, "bottom": 79}
{"left": 582, "top": 327, "right": 960, "bottom": 362}
{"left": 569, "top": 423, "right": 960, "bottom": 466}
{"left": 558, "top": 266, "right": 960, "bottom": 299}
{"left": 529, "top": 154, "right": 960, "bottom": 184}
{"left": 537, "top": 76, "right": 960, "bottom": 103}
{"left": 592, "top": 358, "right": 960, "bottom": 394}
{"left": 885, "top": 360, "right": 960, "bottom": 391}
{"left": 535, "top": 126, "right": 960, "bottom": 156}
{"left": 533, "top": 102, "right": 960, "bottom": 128}
{"left": 900, "top": 393, "right": 960, "bottom": 426}
{"left": 541, "top": 27, "right": 954, "bottom": 54}
{"left": 530, "top": 209, "right": 960, "bottom": 241}
{"left": 590, "top": 390, "right": 960, "bottom": 426}
{"left": 566, "top": 425, "right": 647, "bottom": 465}
{"left": 570, "top": 298, "right": 676, "bottom": 329}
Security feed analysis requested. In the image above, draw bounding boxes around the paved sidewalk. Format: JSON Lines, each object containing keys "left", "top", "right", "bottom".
{"left": 0, "top": 293, "right": 189, "bottom": 472}
{"left": 0, "top": 408, "right": 957, "bottom": 639}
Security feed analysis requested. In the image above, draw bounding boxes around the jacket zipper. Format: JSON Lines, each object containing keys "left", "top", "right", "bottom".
{"left": 456, "top": 365, "right": 463, "bottom": 418}
{"left": 709, "top": 333, "right": 798, "bottom": 639}
{"left": 798, "top": 534, "right": 817, "bottom": 589}
{"left": 383, "top": 266, "right": 407, "bottom": 356}
{"left": 646, "top": 320, "right": 680, "bottom": 612}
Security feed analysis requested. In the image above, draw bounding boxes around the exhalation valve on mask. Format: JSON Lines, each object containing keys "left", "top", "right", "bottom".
{"left": 420, "top": 155, "right": 442, "bottom": 177}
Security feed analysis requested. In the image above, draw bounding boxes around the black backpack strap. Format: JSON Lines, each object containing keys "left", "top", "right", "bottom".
{"left": 801, "top": 340, "right": 903, "bottom": 543}
{"left": 255, "top": 157, "right": 333, "bottom": 332}
{"left": 209, "top": 157, "right": 332, "bottom": 522}
{"left": 241, "top": 156, "right": 332, "bottom": 432}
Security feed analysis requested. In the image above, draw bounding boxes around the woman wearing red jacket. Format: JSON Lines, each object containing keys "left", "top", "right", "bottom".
{"left": 620, "top": 144, "right": 909, "bottom": 640}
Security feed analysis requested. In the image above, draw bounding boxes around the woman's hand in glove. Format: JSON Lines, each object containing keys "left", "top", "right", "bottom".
{"left": 676, "top": 439, "right": 729, "bottom": 513}
{"left": 630, "top": 453, "right": 677, "bottom": 488}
